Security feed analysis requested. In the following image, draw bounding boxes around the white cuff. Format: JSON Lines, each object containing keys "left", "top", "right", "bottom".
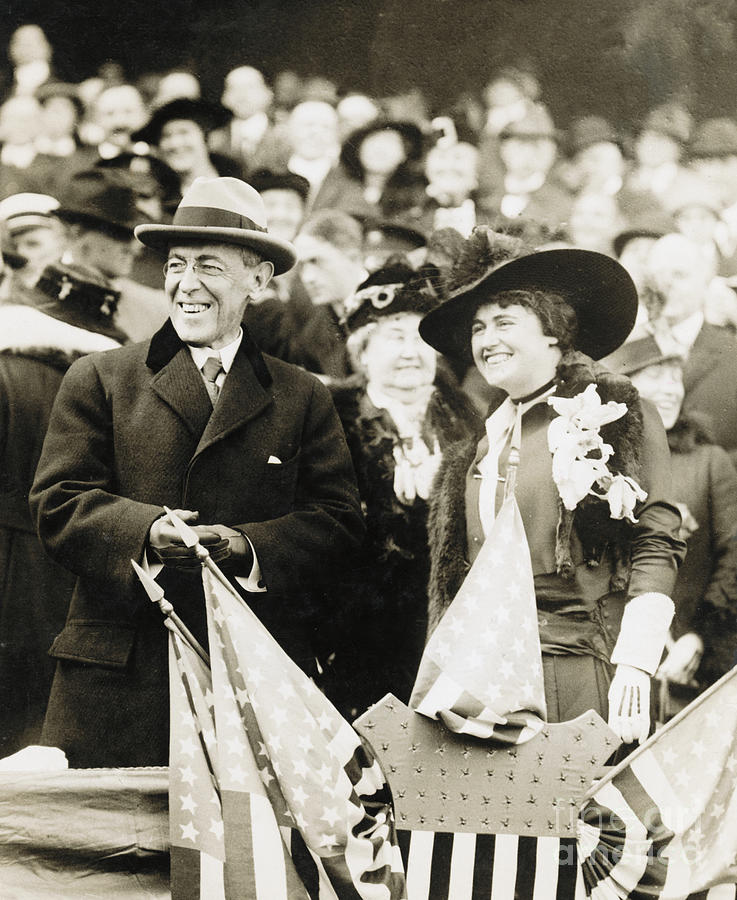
{"left": 143, "top": 549, "right": 163, "bottom": 580}
{"left": 235, "top": 536, "right": 266, "bottom": 593}
{"left": 143, "top": 538, "right": 266, "bottom": 593}
{"left": 610, "top": 592, "right": 674, "bottom": 675}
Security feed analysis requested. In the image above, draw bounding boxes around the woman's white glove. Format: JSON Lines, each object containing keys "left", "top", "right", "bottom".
{"left": 657, "top": 632, "right": 704, "bottom": 685}
{"left": 608, "top": 664, "right": 651, "bottom": 745}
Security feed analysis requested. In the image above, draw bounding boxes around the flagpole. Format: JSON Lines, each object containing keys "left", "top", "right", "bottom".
{"left": 130, "top": 558, "right": 210, "bottom": 666}
{"left": 581, "top": 663, "right": 737, "bottom": 802}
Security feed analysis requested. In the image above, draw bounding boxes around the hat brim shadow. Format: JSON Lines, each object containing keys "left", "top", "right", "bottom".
{"left": 419, "top": 248, "right": 637, "bottom": 362}
{"left": 134, "top": 224, "right": 296, "bottom": 276}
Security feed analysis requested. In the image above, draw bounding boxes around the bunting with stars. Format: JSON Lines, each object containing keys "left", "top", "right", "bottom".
{"left": 410, "top": 492, "right": 547, "bottom": 745}
{"left": 578, "top": 665, "right": 737, "bottom": 898}
{"left": 168, "top": 622, "right": 226, "bottom": 900}
{"left": 202, "top": 562, "right": 407, "bottom": 900}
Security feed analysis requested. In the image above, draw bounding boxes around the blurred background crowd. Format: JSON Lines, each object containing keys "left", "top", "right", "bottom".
{"left": 1, "top": 16, "right": 737, "bottom": 757}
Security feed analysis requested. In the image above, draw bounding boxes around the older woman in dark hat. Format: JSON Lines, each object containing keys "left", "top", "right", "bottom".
{"left": 320, "top": 261, "right": 479, "bottom": 718}
{"left": 132, "top": 97, "right": 240, "bottom": 196}
{"left": 606, "top": 336, "right": 737, "bottom": 710}
{"left": 418, "top": 228, "right": 685, "bottom": 744}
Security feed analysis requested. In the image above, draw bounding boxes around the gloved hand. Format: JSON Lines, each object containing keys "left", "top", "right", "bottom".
{"left": 149, "top": 510, "right": 231, "bottom": 570}
{"left": 657, "top": 632, "right": 704, "bottom": 685}
{"left": 608, "top": 664, "right": 651, "bottom": 745}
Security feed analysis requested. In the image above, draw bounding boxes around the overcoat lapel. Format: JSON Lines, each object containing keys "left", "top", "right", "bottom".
{"left": 149, "top": 344, "right": 213, "bottom": 438}
{"left": 683, "top": 325, "right": 718, "bottom": 393}
{"left": 145, "top": 319, "right": 274, "bottom": 454}
{"left": 194, "top": 344, "right": 272, "bottom": 456}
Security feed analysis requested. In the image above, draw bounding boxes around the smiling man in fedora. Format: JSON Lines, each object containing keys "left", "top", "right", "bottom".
{"left": 30, "top": 176, "right": 364, "bottom": 767}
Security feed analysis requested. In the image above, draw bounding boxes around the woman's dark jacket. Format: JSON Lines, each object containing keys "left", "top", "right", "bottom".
{"left": 323, "top": 370, "right": 480, "bottom": 718}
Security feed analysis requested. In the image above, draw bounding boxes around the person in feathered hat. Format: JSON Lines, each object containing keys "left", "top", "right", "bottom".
{"left": 418, "top": 227, "right": 685, "bottom": 745}
{"left": 320, "top": 260, "right": 480, "bottom": 718}
{"left": 30, "top": 176, "right": 363, "bottom": 767}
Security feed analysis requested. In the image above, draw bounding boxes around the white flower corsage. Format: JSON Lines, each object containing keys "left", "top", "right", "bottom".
{"left": 547, "top": 384, "right": 647, "bottom": 522}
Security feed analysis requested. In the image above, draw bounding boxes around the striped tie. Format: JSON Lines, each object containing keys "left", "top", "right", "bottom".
{"left": 202, "top": 355, "right": 223, "bottom": 406}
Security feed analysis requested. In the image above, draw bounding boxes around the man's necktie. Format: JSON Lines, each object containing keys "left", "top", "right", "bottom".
{"left": 202, "top": 356, "right": 224, "bottom": 406}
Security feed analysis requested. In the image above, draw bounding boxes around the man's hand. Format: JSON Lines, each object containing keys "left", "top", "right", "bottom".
{"left": 657, "top": 632, "right": 703, "bottom": 685}
{"left": 608, "top": 664, "right": 651, "bottom": 745}
{"left": 149, "top": 510, "right": 231, "bottom": 570}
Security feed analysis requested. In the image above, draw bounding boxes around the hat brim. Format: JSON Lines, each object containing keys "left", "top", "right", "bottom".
{"left": 131, "top": 99, "right": 231, "bottom": 146}
{"left": 134, "top": 224, "right": 296, "bottom": 276}
{"left": 612, "top": 228, "right": 665, "bottom": 259}
{"left": 419, "top": 248, "right": 637, "bottom": 362}
{"left": 55, "top": 208, "right": 135, "bottom": 239}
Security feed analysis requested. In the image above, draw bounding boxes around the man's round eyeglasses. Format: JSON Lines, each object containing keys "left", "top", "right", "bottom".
{"left": 164, "top": 259, "right": 229, "bottom": 279}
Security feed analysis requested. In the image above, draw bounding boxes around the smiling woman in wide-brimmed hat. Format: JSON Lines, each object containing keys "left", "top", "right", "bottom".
{"left": 416, "top": 226, "right": 685, "bottom": 748}
{"left": 132, "top": 97, "right": 240, "bottom": 195}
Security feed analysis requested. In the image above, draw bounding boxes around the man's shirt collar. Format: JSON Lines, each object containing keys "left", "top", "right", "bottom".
{"left": 188, "top": 328, "right": 243, "bottom": 373}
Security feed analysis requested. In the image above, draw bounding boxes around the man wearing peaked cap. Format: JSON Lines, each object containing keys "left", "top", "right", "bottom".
{"left": 30, "top": 176, "right": 364, "bottom": 767}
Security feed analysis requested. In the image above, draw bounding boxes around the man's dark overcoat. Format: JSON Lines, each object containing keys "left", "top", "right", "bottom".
{"left": 682, "top": 322, "right": 737, "bottom": 462}
{"left": 30, "top": 319, "right": 364, "bottom": 767}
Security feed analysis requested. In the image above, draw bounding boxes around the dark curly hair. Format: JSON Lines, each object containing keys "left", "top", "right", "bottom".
{"left": 473, "top": 288, "right": 578, "bottom": 353}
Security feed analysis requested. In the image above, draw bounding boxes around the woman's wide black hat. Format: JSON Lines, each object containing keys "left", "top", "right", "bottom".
{"left": 132, "top": 98, "right": 231, "bottom": 146}
{"left": 340, "top": 119, "right": 425, "bottom": 180}
{"left": 419, "top": 229, "right": 638, "bottom": 362}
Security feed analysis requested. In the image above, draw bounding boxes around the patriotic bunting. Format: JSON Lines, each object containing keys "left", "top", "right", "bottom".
{"left": 578, "top": 666, "right": 737, "bottom": 899}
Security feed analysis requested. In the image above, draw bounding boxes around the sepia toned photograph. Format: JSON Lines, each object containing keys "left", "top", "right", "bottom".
{"left": 1, "top": 3, "right": 736, "bottom": 897}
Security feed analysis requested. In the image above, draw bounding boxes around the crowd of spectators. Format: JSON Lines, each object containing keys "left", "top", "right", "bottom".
{"left": 1, "top": 23, "right": 737, "bottom": 752}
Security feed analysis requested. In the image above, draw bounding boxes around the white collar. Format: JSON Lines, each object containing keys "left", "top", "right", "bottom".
{"left": 288, "top": 154, "right": 336, "bottom": 189}
{"left": 188, "top": 328, "right": 243, "bottom": 373}
{"left": 670, "top": 311, "right": 704, "bottom": 353}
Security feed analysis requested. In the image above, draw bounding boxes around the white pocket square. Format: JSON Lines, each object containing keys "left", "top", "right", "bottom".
{"left": 267, "top": 455, "right": 282, "bottom": 465}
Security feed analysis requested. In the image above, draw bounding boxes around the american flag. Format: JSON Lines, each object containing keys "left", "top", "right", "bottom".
{"left": 410, "top": 494, "right": 546, "bottom": 744}
{"left": 168, "top": 622, "right": 227, "bottom": 900}
{"left": 578, "top": 666, "right": 737, "bottom": 899}
{"left": 201, "top": 562, "right": 407, "bottom": 900}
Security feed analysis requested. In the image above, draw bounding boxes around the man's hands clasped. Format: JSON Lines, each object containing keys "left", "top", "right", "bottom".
{"left": 148, "top": 509, "right": 242, "bottom": 570}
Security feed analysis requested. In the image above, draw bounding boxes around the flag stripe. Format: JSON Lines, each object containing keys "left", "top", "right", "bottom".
{"left": 574, "top": 863, "right": 587, "bottom": 900}
{"left": 448, "top": 833, "right": 477, "bottom": 900}
{"left": 490, "top": 834, "right": 518, "bottom": 900}
{"left": 615, "top": 765, "right": 671, "bottom": 895}
{"left": 200, "top": 850, "right": 225, "bottom": 898}
{"left": 170, "top": 845, "right": 201, "bottom": 900}
{"left": 471, "top": 833, "right": 496, "bottom": 900}
{"left": 556, "top": 839, "right": 579, "bottom": 900}
{"left": 288, "top": 828, "right": 321, "bottom": 900}
{"left": 428, "top": 831, "right": 453, "bottom": 899}
{"left": 406, "top": 831, "right": 434, "bottom": 900}
{"left": 221, "top": 790, "right": 259, "bottom": 899}
{"left": 705, "top": 887, "right": 737, "bottom": 899}
{"left": 533, "top": 836, "right": 560, "bottom": 900}
{"left": 514, "top": 835, "right": 538, "bottom": 898}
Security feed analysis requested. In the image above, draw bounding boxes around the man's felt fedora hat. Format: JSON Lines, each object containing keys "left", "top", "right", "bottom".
{"left": 135, "top": 176, "right": 297, "bottom": 275}
{"left": 55, "top": 169, "right": 146, "bottom": 237}
{"left": 419, "top": 239, "right": 637, "bottom": 362}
